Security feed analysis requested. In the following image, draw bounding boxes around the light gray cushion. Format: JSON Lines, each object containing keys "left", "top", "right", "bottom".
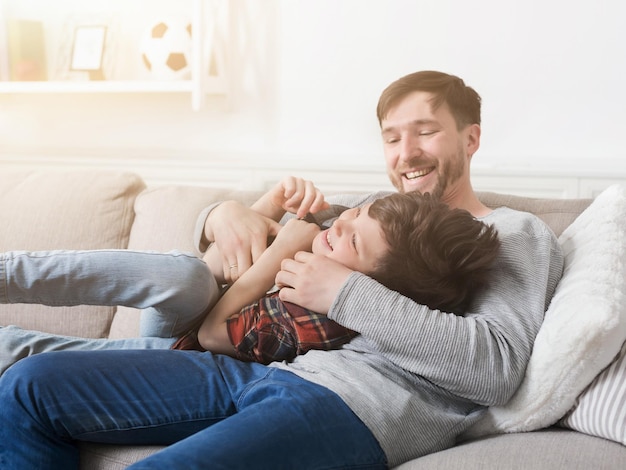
{"left": 396, "top": 428, "right": 624, "bottom": 470}
{"left": 0, "top": 170, "right": 145, "bottom": 338}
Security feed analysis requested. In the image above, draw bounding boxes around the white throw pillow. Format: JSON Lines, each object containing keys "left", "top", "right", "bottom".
{"left": 464, "top": 184, "right": 626, "bottom": 438}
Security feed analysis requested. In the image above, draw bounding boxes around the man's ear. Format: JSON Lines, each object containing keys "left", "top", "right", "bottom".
{"left": 466, "top": 123, "right": 481, "bottom": 158}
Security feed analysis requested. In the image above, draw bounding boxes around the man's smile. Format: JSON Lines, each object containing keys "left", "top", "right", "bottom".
{"left": 404, "top": 167, "right": 435, "bottom": 180}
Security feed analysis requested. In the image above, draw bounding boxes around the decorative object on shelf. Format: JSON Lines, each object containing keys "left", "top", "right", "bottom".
{"left": 54, "top": 13, "right": 118, "bottom": 82}
{"left": 140, "top": 19, "right": 192, "bottom": 81}
{"left": 7, "top": 19, "right": 47, "bottom": 81}
{"left": 70, "top": 25, "right": 107, "bottom": 80}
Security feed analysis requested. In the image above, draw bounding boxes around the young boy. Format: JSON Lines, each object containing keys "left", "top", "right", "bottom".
{"left": 174, "top": 178, "right": 500, "bottom": 364}
{"left": 0, "top": 177, "right": 498, "bottom": 370}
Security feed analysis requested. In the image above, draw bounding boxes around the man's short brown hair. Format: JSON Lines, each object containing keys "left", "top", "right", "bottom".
{"left": 367, "top": 192, "right": 499, "bottom": 314}
{"left": 376, "top": 70, "right": 482, "bottom": 130}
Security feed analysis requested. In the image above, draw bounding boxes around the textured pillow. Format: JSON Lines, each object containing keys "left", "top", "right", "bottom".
{"left": 559, "top": 339, "right": 626, "bottom": 444}
{"left": 463, "top": 184, "right": 626, "bottom": 438}
{"left": 0, "top": 170, "right": 146, "bottom": 338}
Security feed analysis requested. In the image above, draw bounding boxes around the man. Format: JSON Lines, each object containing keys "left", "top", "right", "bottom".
{"left": 0, "top": 71, "right": 563, "bottom": 469}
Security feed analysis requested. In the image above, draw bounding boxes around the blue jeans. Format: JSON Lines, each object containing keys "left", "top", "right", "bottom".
{"left": 0, "top": 249, "right": 221, "bottom": 373}
{"left": 0, "top": 350, "right": 387, "bottom": 469}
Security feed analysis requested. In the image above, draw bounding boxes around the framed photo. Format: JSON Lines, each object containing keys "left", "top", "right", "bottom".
{"left": 70, "top": 25, "right": 107, "bottom": 72}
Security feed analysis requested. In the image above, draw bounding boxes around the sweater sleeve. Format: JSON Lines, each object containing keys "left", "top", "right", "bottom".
{"left": 328, "top": 210, "right": 564, "bottom": 406}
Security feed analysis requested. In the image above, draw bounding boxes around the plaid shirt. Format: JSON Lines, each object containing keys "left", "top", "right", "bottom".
{"left": 226, "top": 291, "right": 358, "bottom": 364}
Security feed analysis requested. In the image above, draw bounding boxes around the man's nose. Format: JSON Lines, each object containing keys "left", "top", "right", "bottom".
{"left": 399, "top": 135, "right": 420, "bottom": 162}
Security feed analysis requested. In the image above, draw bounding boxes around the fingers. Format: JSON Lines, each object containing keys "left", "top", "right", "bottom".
{"left": 274, "top": 259, "right": 296, "bottom": 289}
{"left": 279, "top": 177, "right": 327, "bottom": 218}
{"left": 294, "top": 181, "right": 327, "bottom": 218}
{"left": 224, "top": 261, "right": 240, "bottom": 283}
{"left": 219, "top": 215, "right": 285, "bottom": 284}
{"left": 293, "top": 250, "right": 313, "bottom": 262}
{"left": 275, "top": 252, "right": 312, "bottom": 287}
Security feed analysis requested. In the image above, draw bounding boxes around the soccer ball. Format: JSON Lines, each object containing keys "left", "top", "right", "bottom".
{"left": 140, "top": 20, "right": 192, "bottom": 80}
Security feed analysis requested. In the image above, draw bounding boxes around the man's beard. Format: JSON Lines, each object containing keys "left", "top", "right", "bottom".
{"left": 392, "top": 148, "right": 465, "bottom": 200}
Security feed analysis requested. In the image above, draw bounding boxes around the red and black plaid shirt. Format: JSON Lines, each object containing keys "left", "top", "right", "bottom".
{"left": 226, "top": 291, "right": 358, "bottom": 364}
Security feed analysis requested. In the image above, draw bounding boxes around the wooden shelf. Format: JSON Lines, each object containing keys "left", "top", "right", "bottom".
{"left": 0, "top": 0, "right": 229, "bottom": 110}
{"left": 0, "top": 75, "right": 227, "bottom": 94}
{"left": 0, "top": 80, "right": 193, "bottom": 93}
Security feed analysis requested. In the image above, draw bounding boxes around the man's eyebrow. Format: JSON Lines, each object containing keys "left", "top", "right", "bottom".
{"left": 381, "top": 119, "right": 438, "bottom": 134}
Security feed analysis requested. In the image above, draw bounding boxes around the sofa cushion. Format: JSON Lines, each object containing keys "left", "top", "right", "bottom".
{"left": 396, "top": 428, "right": 625, "bottom": 470}
{"left": 464, "top": 184, "right": 626, "bottom": 437}
{"left": 559, "top": 338, "right": 626, "bottom": 445}
{"left": 0, "top": 170, "right": 145, "bottom": 338}
{"left": 79, "top": 428, "right": 625, "bottom": 470}
{"left": 79, "top": 443, "right": 163, "bottom": 470}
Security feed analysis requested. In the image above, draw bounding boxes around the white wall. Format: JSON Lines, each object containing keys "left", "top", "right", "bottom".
{"left": 1, "top": 0, "right": 626, "bottom": 190}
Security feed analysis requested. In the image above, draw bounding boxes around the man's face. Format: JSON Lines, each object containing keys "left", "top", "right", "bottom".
{"left": 311, "top": 204, "right": 388, "bottom": 274}
{"left": 380, "top": 91, "right": 471, "bottom": 201}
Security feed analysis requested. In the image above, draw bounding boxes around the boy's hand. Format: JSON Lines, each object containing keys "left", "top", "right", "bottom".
{"left": 253, "top": 176, "right": 329, "bottom": 220}
{"left": 269, "top": 219, "right": 320, "bottom": 259}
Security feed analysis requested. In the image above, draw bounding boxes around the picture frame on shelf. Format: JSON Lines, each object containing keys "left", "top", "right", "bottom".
{"left": 70, "top": 25, "right": 107, "bottom": 80}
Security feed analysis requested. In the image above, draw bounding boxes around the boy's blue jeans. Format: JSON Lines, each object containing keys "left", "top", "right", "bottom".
{"left": 0, "top": 249, "right": 220, "bottom": 374}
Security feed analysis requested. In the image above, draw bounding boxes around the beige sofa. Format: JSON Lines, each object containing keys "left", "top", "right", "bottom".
{"left": 1, "top": 170, "right": 624, "bottom": 469}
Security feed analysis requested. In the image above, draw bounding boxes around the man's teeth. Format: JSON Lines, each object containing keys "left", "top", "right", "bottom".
{"left": 405, "top": 169, "right": 431, "bottom": 180}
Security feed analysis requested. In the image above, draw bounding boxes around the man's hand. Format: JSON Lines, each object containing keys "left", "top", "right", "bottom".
{"left": 206, "top": 201, "right": 282, "bottom": 282}
{"left": 276, "top": 251, "right": 353, "bottom": 314}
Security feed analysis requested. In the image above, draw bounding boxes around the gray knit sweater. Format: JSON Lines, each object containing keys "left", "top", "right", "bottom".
{"left": 272, "top": 194, "right": 564, "bottom": 467}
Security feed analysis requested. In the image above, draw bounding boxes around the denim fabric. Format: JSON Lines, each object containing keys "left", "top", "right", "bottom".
{"left": 0, "top": 325, "right": 176, "bottom": 375}
{"left": 0, "top": 249, "right": 220, "bottom": 373}
{"left": 0, "top": 350, "right": 387, "bottom": 470}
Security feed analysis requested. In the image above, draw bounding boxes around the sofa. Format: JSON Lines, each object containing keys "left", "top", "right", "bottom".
{"left": 1, "top": 169, "right": 624, "bottom": 469}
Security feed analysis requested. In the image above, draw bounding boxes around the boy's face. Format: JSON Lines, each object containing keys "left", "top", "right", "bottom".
{"left": 311, "top": 204, "right": 388, "bottom": 274}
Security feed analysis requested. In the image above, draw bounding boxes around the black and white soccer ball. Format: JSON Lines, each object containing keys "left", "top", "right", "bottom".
{"left": 140, "top": 20, "right": 192, "bottom": 80}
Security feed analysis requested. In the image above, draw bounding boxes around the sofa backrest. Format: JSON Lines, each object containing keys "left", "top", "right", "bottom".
{"left": 0, "top": 170, "right": 145, "bottom": 338}
{"left": 477, "top": 191, "right": 592, "bottom": 237}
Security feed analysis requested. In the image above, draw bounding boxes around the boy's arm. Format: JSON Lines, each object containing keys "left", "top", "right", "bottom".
{"left": 197, "top": 219, "right": 320, "bottom": 355}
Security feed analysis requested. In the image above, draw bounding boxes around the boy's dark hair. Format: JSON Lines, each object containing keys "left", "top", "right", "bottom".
{"left": 376, "top": 70, "right": 482, "bottom": 130}
{"left": 367, "top": 192, "right": 499, "bottom": 314}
